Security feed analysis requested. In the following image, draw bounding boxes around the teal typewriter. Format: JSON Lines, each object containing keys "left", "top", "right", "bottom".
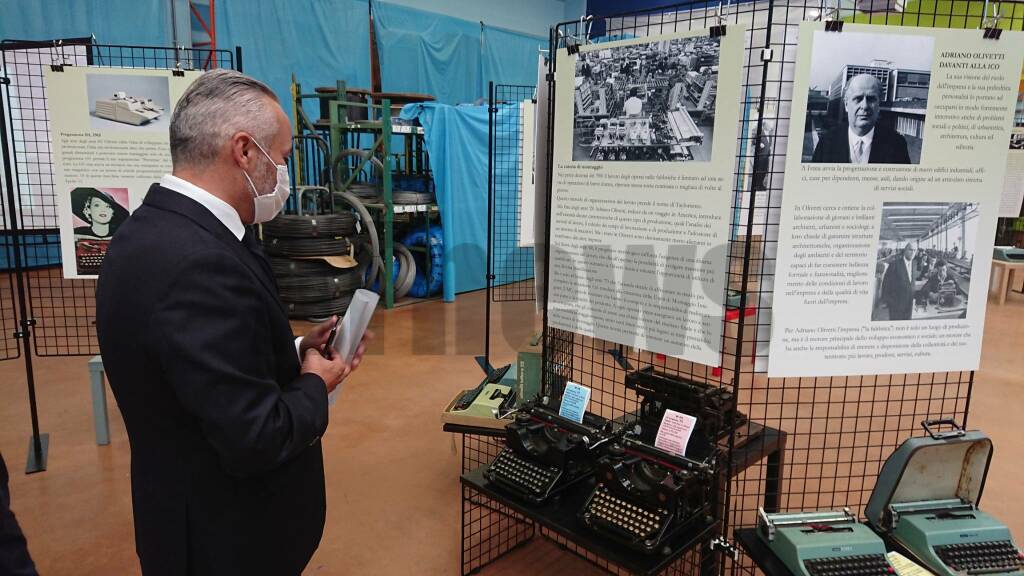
{"left": 993, "top": 247, "right": 1024, "bottom": 262}
{"left": 756, "top": 507, "right": 896, "bottom": 576}
{"left": 866, "top": 419, "right": 1023, "bottom": 576}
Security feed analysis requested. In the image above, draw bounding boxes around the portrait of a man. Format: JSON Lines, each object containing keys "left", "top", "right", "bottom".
{"left": 811, "top": 74, "right": 911, "bottom": 164}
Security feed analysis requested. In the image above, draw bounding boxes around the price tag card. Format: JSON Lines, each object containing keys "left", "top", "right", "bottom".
{"left": 558, "top": 382, "right": 591, "bottom": 424}
{"left": 654, "top": 409, "right": 697, "bottom": 457}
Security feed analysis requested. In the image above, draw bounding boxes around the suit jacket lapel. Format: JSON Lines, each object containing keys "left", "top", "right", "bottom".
{"left": 142, "top": 185, "right": 285, "bottom": 314}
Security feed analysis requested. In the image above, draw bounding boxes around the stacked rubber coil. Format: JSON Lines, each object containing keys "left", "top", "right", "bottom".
{"left": 262, "top": 212, "right": 364, "bottom": 320}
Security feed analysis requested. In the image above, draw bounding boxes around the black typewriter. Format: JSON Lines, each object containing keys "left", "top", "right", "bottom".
{"left": 625, "top": 367, "right": 742, "bottom": 441}
{"left": 483, "top": 401, "right": 614, "bottom": 504}
{"left": 579, "top": 436, "right": 718, "bottom": 553}
{"left": 75, "top": 239, "right": 110, "bottom": 275}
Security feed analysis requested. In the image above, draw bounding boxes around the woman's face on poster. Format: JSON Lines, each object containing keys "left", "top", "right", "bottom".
{"left": 85, "top": 197, "right": 114, "bottom": 225}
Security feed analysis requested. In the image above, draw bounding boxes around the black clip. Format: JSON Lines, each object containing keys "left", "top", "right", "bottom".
{"left": 0, "top": 76, "right": 9, "bottom": 85}
{"left": 710, "top": 24, "right": 727, "bottom": 38}
{"left": 983, "top": 27, "right": 1002, "bottom": 39}
{"left": 565, "top": 38, "right": 580, "bottom": 56}
{"left": 607, "top": 347, "right": 633, "bottom": 371}
{"left": 825, "top": 19, "right": 844, "bottom": 32}
{"left": 981, "top": 0, "right": 1003, "bottom": 39}
{"left": 50, "top": 64, "right": 65, "bottom": 72}
{"left": 545, "top": 72, "right": 554, "bottom": 82}
{"left": 487, "top": 106, "right": 498, "bottom": 113}
{"left": 172, "top": 69, "right": 185, "bottom": 77}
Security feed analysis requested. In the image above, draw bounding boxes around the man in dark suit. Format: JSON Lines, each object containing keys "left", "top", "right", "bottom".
{"left": 96, "top": 69, "right": 369, "bottom": 575}
{"left": 881, "top": 243, "right": 917, "bottom": 321}
{"left": 811, "top": 74, "right": 911, "bottom": 164}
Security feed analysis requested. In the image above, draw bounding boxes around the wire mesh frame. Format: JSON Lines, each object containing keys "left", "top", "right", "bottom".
{"left": 488, "top": 83, "right": 537, "bottom": 303}
{"left": 459, "top": 432, "right": 536, "bottom": 576}
{"left": 0, "top": 40, "right": 237, "bottom": 357}
{"left": 539, "top": 2, "right": 1004, "bottom": 575}
{"left": 0, "top": 149, "right": 18, "bottom": 361}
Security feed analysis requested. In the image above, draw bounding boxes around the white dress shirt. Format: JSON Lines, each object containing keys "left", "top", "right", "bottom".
{"left": 847, "top": 127, "right": 875, "bottom": 164}
{"left": 160, "top": 174, "right": 306, "bottom": 358}
{"left": 160, "top": 174, "right": 245, "bottom": 240}
{"left": 623, "top": 96, "right": 643, "bottom": 117}
{"left": 903, "top": 257, "right": 914, "bottom": 283}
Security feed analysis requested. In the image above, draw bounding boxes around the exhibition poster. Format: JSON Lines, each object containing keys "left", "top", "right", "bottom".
{"left": 548, "top": 27, "right": 746, "bottom": 366}
{"left": 768, "top": 23, "right": 1024, "bottom": 377}
{"left": 46, "top": 67, "right": 201, "bottom": 279}
{"left": 999, "top": 66, "right": 1024, "bottom": 217}
{"left": 519, "top": 98, "right": 536, "bottom": 247}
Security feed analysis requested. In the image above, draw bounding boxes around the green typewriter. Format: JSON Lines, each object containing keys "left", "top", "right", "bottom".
{"left": 865, "top": 419, "right": 1023, "bottom": 576}
{"left": 756, "top": 507, "right": 896, "bottom": 576}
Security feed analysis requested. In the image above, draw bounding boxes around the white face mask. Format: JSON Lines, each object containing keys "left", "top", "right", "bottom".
{"left": 242, "top": 137, "right": 290, "bottom": 224}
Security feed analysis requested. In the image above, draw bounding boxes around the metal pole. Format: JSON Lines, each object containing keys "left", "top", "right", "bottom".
{"left": 0, "top": 68, "right": 47, "bottom": 474}
{"left": 484, "top": 81, "right": 495, "bottom": 376}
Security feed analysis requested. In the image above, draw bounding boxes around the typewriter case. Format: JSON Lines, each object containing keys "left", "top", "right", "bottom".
{"left": 864, "top": 419, "right": 993, "bottom": 534}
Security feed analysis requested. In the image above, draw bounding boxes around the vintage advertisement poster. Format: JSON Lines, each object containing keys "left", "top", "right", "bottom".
{"left": 548, "top": 27, "right": 745, "bottom": 366}
{"left": 46, "top": 67, "right": 201, "bottom": 279}
{"left": 768, "top": 23, "right": 1023, "bottom": 377}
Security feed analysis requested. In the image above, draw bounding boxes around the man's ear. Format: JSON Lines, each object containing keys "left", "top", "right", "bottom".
{"left": 230, "top": 132, "right": 255, "bottom": 170}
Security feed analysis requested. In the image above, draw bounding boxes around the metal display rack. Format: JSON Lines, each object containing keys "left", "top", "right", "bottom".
{"left": 453, "top": 0, "right": 1020, "bottom": 574}
{"left": 0, "top": 38, "right": 237, "bottom": 472}
{"left": 478, "top": 82, "right": 538, "bottom": 378}
{"left": 292, "top": 80, "right": 440, "bottom": 309}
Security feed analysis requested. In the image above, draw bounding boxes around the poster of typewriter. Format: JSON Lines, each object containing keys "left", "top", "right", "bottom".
{"left": 572, "top": 36, "right": 720, "bottom": 162}
{"left": 45, "top": 66, "right": 201, "bottom": 278}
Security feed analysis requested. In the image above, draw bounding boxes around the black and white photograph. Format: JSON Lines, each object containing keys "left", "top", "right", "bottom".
{"left": 872, "top": 202, "right": 977, "bottom": 322}
{"left": 1011, "top": 131, "right": 1024, "bottom": 150}
{"left": 85, "top": 73, "right": 170, "bottom": 131}
{"left": 803, "top": 31, "right": 933, "bottom": 164}
{"left": 571, "top": 35, "right": 720, "bottom": 162}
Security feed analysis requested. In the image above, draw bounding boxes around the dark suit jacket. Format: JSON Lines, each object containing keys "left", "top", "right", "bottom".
{"left": 0, "top": 452, "right": 37, "bottom": 576}
{"left": 96, "top": 184, "right": 328, "bottom": 576}
{"left": 811, "top": 124, "right": 911, "bottom": 164}
{"left": 881, "top": 257, "right": 915, "bottom": 320}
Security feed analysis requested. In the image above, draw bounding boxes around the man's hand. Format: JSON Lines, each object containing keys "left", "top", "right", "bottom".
{"left": 301, "top": 349, "right": 349, "bottom": 394}
{"left": 300, "top": 330, "right": 374, "bottom": 395}
{"left": 299, "top": 315, "right": 337, "bottom": 358}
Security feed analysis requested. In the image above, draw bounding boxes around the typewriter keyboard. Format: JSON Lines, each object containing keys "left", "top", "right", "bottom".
{"left": 583, "top": 485, "right": 669, "bottom": 544}
{"left": 935, "top": 541, "right": 1024, "bottom": 575}
{"left": 486, "top": 448, "right": 559, "bottom": 498}
{"left": 804, "top": 554, "right": 894, "bottom": 576}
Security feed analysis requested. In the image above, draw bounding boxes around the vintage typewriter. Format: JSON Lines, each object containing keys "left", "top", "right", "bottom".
{"left": 757, "top": 507, "right": 897, "bottom": 576}
{"left": 75, "top": 239, "right": 110, "bottom": 275}
{"left": 624, "top": 366, "right": 742, "bottom": 440}
{"left": 580, "top": 435, "right": 718, "bottom": 553}
{"left": 443, "top": 364, "right": 517, "bottom": 428}
{"left": 866, "top": 420, "right": 1023, "bottom": 576}
{"left": 484, "top": 400, "right": 614, "bottom": 504}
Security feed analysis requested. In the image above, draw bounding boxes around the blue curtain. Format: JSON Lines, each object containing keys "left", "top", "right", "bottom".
{"left": 482, "top": 26, "right": 546, "bottom": 90}
{"left": 372, "top": 1, "right": 483, "bottom": 105}
{"left": 373, "top": 1, "right": 546, "bottom": 104}
{"left": 0, "top": 0, "right": 170, "bottom": 46}
{"left": 217, "top": 0, "right": 371, "bottom": 118}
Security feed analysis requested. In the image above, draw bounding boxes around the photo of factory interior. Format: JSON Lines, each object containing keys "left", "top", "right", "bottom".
{"left": 572, "top": 36, "right": 719, "bottom": 162}
{"left": 873, "top": 202, "right": 977, "bottom": 321}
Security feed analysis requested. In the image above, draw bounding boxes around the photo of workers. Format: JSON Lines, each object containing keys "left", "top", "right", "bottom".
{"left": 872, "top": 202, "right": 977, "bottom": 322}
{"left": 572, "top": 36, "right": 721, "bottom": 162}
{"left": 70, "top": 186, "right": 129, "bottom": 276}
{"left": 803, "top": 31, "right": 933, "bottom": 164}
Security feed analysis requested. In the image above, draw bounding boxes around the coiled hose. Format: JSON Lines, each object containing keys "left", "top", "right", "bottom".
{"left": 262, "top": 212, "right": 356, "bottom": 238}
{"left": 262, "top": 236, "right": 352, "bottom": 258}
{"left": 333, "top": 189, "right": 383, "bottom": 292}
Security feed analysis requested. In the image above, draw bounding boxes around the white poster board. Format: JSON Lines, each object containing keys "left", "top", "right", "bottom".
{"left": 46, "top": 67, "right": 201, "bottom": 279}
{"left": 548, "top": 27, "right": 746, "bottom": 366}
{"left": 768, "top": 23, "right": 1023, "bottom": 377}
{"left": 519, "top": 99, "right": 536, "bottom": 247}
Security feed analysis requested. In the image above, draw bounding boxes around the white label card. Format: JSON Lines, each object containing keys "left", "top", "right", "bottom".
{"left": 654, "top": 409, "right": 697, "bottom": 457}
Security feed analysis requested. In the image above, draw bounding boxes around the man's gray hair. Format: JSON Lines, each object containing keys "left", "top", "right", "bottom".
{"left": 169, "top": 69, "right": 279, "bottom": 168}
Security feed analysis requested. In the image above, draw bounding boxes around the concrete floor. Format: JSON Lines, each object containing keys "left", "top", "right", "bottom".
{"left": 0, "top": 286, "right": 1021, "bottom": 575}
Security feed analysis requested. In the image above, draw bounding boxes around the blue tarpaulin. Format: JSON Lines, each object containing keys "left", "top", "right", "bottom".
{"left": 400, "top": 102, "right": 533, "bottom": 301}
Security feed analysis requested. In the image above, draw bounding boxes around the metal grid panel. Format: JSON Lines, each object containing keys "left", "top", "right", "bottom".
{"left": 460, "top": 433, "right": 536, "bottom": 575}
{"left": 0, "top": 41, "right": 235, "bottom": 357}
{"left": 540, "top": 3, "right": 996, "bottom": 576}
{"left": 489, "top": 83, "right": 537, "bottom": 302}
